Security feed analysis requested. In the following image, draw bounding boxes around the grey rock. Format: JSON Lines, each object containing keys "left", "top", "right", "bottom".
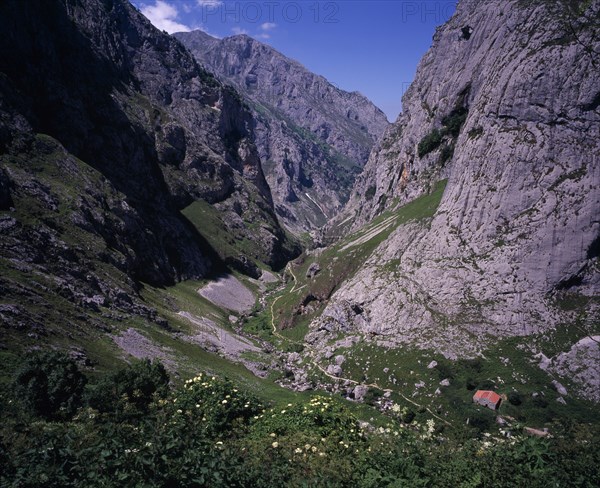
{"left": 306, "top": 262, "right": 321, "bottom": 279}
{"left": 440, "top": 379, "right": 451, "bottom": 387}
{"left": 312, "top": 0, "right": 600, "bottom": 364}
{"left": 0, "top": 0, "right": 298, "bottom": 340}
{"left": 353, "top": 385, "right": 369, "bottom": 402}
{"left": 334, "top": 354, "right": 345, "bottom": 366}
{"left": 556, "top": 396, "right": 567, "bottom": 405}
{"left": 552, "top": 380, "right": 568, "bottom": 397}
{"left": 427, "top": 360, "right": 438, "bottom": 369}
{"left": 326, "top": 364, "right": 343, "bottom": 377}
{"left": 546, "top": 336, "right": 600, "bottom": 402}
{"left": 176, "top": 30, "right": 389, "bottom": 233}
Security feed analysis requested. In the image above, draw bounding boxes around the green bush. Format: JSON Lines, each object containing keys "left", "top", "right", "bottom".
{"left": 439, "top": 143, "right": 455, "bottom": 164}
{"left": 2, "top": 357, "right": 600, "bottom": 487}
{"left": 13, "top": 351, "right": 87, "bottom": 420}
{"left": 509, "top": 391, "right": 523, "bottom": 406}
{"left": 365, "top": 185, "right": 376, "bottom": 200}
{"left": 418, "top": 106, "right": 468, "bottom": 159}
{"left": 435, "top": 360, "right": 455, "bottom": 380}
{"left": 441, "top": 107, "right": 468, "bottom": 137}
{"left": 86, "top": 359, "right": 169, "bottom": 415}
{"left": 363, "top": 387, "right": 384, "bottom": 406}
{"left": 417, "top": 129, "right": 443, "bottom": 158}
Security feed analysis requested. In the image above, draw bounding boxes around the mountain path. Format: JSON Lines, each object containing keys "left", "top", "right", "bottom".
{"left": 269, "top": 262, "right": 451, "bottom": 426}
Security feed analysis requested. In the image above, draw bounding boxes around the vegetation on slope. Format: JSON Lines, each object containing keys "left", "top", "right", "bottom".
{"left": 1, "top": 353, "right": 599, "bottom": 487}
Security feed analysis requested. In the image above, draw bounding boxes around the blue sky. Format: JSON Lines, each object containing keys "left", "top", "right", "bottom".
{"left": 132, "top": 1, "right": 456, "bottom": 121}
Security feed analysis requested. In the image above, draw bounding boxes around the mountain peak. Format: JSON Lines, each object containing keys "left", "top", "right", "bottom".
{"left": 176, "top": 29, "right": 389, "bottom": 233}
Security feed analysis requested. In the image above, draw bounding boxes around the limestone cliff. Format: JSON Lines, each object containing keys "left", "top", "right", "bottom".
{"left": 0, "top": 0, "right": 297, "bottom": 334}
{"left": 175, "top": 31, "right": 389, "bottom": 233}
{"left": 313, "top": 0, "right": 600, "bottom": 357}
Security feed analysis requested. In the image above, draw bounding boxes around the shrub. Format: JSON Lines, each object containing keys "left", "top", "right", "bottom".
{"left": 508, "top": 391, "right": 523, "bottom": 406}
{"left": 478, "top": 379, "right": 496, "bottom": 390}
{"left": 417, "top": 129, "right": 443, "bottom": 158}
{"left": 86, "top": 359, "right": 169, "bottom": 415}
{"left": 469, "top": 411, "right": 493, "bottom": 432}
{"left": 439, "top": 143, "right": 455, "bottom": 164}
{"left": 435, "top": 360, "right": 455, "bottom": 380}
{"left": 532, "top": 395, "right": 548, "bottom": 408}
{"left": 468, "top": 126, "right": 484, "bottom": 139}
{"left": 13, "top": 351, "right": 87, "bottom": 420}
{"left": 402, "top": 409, "right": 416, "bottom": 424}
{"left": 365, "top": 185, "right": 376, "bottom": 200}
{"left": 363, "top": 387, "right": 384, "bottom": 406}
{"left": 441, "top": 107, "right": 468, "bottom": 137}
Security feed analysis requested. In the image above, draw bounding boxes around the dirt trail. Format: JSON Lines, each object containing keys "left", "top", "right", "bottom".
{"left": 270, "top": 263, "right": 452, "bottom": 426}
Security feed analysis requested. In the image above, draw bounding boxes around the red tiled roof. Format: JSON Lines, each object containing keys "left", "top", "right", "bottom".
{"left": 473, "top": 390, "right": 501, "bottom": 403}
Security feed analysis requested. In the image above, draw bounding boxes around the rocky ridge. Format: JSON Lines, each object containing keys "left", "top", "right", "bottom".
{"left": 0, "top": 0, "right": 297, "bottom": 337}
{"left": 175, "top": 30, "right": 389, "bottom": 233}
{"left": 312, "top": 0, "right": 600, "bottom": 359}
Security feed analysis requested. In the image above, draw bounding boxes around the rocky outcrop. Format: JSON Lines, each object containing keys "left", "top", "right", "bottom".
{"left": 313, "top": 0, "right": 600, "bottom": 358}
{"left": 175, "top": 31, "right": 389, "bottom": 233}
{"left": 0, "top": 0, "right": 297, "bottom": 335}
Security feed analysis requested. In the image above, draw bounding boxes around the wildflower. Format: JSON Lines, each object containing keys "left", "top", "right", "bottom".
{"left": 222, "top": 400, "right": 228, "bottom": 404}
{"left": 304, "top": 444, "right": 311, "bottom": 450}
{"left": 319, "top": 452, "right": 326, "bottom": 457}
{"left": 145, "top": 442, "right": 152, "bottom": 447}
{"left": 270, "top": 433, "right": 277, "bottom": 437}
{"left": 196, "top": 404, "right": 200, "bottom": 408}
{"left": 311, "top": 446, "right": 317, "bottom": 452}
{"left": 294, "top": 448, "right": 303, "bottom": 454}
{"left": 176, "top": 409, "right": 182, "bottom": 414}
{"left": 272, "top": 442, "right": 279, "bottom": 448}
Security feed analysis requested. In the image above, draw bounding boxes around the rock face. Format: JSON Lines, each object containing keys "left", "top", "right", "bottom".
{"left": 175, "top": 31, "right": 389, "bottom": 233}
{"left": 314, "top": 0, "right": 600, "bottom": 357}
{"left": 0, "top": 0, "right": 297, "bottom": 334}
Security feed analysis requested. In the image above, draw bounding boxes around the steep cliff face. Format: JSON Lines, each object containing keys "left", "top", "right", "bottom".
{"left": 0, "top": 0, "right": 297, "bottom": 335}
{"left": 175, "top": 31, "right": 389, "bottom": 233}
{"left": 313, "top": 0, "right": 600, "bottom": 357}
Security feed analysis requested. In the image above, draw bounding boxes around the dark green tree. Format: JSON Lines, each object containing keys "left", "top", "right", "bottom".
{"left": 86, "top": 358, "right": 169, "bottom": 414}
{"left": 13, "top": 351, "right": 87, "bottom": 419}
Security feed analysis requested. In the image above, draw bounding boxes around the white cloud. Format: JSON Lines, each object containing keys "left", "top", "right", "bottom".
{"left": 256, "top": 33, "right": 270, "bottom": 40}
{"left": 260, "top": 22, "right": 277, "bottom": 31}
{"left": 197, "top": 0, "right": 223, "bottom": 6}
{"left": 231, "top": 26, "right": 249, "bottom": 35}
{"left": 140, "top": 0, "right": 191, "bottom": 34}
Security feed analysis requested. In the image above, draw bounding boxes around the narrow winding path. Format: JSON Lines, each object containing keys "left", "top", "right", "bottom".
{"left": 269, "top": 263, "right": 452, "bottom": 426}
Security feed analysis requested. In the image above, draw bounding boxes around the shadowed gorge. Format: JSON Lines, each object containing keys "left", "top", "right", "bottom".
{"left": 1, "top": 0, "right": 599, "bottom": 485}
